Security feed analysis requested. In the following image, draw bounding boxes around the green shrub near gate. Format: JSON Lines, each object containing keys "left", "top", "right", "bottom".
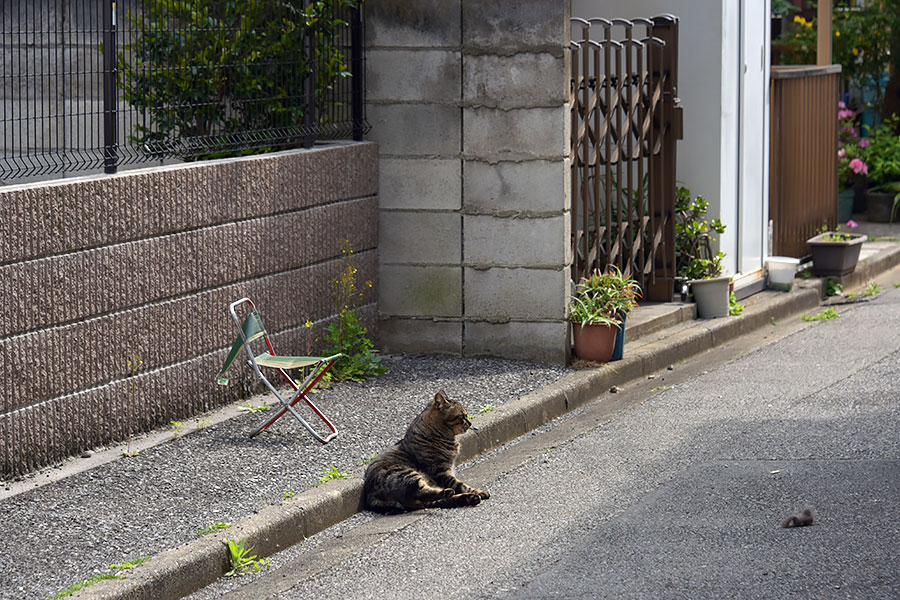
{"left": 117, "top": 0, "right": 362, "bottom": 158}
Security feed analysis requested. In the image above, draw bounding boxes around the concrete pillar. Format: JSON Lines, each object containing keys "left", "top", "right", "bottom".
{"left": 368, "top": 0, "right": 571, "bottom": 363}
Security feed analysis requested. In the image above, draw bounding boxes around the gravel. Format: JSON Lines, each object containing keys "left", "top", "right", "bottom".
{"left": 0, "top": 355, "right": 570, "bottom": 600}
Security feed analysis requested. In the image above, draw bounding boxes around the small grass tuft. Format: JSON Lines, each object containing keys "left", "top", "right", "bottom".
{"left": 801, "top": 308, "right": 839, "bottom": 322}
{"left": 197, "top": 522, "right": 232, "bottom": 536}
{"left": 238, "top": 402, "right": 270, "bottom": 413}
{"left": 476, "top": 403, "right": 496, "bottom": 415}
{"left": 49, "top": 574, "right": 123, "bottom": 598}
{"left": 109, "top": 555, "right": 152, "bottom": 571}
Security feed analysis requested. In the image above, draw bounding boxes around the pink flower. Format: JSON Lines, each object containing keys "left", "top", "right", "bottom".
{"left": 838, "top": 109, "right": 855, "bottom": 120}
{"left": 838, "top": 101, "right": 847, "bottom": 109}
{"left": 858, "top": 138, "right": 870, "bottom": 148}
{"left": 838, "top": 147, "right": 847, "bottom": 159}
{"left": 849, "top": 158, "right": 868, "bottom": 175}
{"left": 846, "top": 219, "right": 858, "bottom": 228}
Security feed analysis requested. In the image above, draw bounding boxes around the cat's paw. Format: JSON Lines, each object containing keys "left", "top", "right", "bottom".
{"left": 463, "top": 492, "right": 482, "bottom": 506}
{"left": 475, "top": 488, "right": 491, "bottom": 500}
{"left": 442, "top": 488, "right": 455, "bottom": 498}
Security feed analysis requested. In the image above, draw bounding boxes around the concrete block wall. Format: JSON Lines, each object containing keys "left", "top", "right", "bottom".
{"left": 0, "top": 142, "right": 379, "bottom": 479}
{"left": 367, "top": 0, "right": 571, "bottom": 364}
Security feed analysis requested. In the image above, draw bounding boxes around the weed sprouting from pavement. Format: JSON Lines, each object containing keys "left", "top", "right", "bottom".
{"left": 49, "top": 574, "right": 123, "bottom": 598}
{"left": 109, "top": 555, "right": 152, "bottom": 571}
{"left": 318, "top": 465, "right": 350, "bottom": 485}
{"left": 224, "top": 538, "right": 269, "bottom": 576}
{"left": 801, "top": 308, "right": 839, "bottom": 322}
{"left": 197, "top": 522, "right": 233, "bottom": 536}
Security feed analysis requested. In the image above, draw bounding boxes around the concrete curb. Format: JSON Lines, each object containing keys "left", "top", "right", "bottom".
{"left": 78, "top": 245, "right": 899, "bottom": 600}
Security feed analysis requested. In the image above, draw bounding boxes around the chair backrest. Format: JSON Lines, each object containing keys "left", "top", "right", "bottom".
{"left": 216, "top": 304, "right": 270, "bottom": 385}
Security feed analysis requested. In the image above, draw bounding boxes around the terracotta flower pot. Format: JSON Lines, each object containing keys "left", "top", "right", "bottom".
{"left": 572, "top": 322, "right": 617, "bottom": 363}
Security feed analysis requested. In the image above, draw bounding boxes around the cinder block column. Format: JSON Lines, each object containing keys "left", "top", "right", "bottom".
{"left": 367, "top": 0, "right": 571, "bottom": 363}
{"left": 367, "top": 0, "right": 465, "bottom": 355}
{"left": 460, "top": 0, "right": 571, "bottom": 364}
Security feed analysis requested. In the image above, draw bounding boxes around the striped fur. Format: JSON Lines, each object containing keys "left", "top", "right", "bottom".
{"left": 363, "top": 391, "right": 491, "bottom": 514}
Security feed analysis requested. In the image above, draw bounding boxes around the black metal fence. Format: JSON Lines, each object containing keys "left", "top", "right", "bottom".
{"left": 1, "top": 0, "right": 368, "bottom": 182}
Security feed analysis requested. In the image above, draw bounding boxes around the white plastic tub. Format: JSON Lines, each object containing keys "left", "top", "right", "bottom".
{"left": 767, "top": 256, "right": 800, "bottom": 290}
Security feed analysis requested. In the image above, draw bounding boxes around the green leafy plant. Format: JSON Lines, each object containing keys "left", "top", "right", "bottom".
{"left": 826, "top": 278, "right": 844, "bottom": 297}
{"left": 317, "top": 465, "right": 350, "bottom": 485}
{"left": 861, "top": 115, "right": 900, "bottom": 189}
{"left": 776, "top": 3, "right": 892, "bottom": 111}
{"left": 802, "top": 308, "right": 839, "bottom": 322}
{"left": 321, "top": 240, "right": 387, "bottom": 382}
{"left": 771, "top": 0, "right": 798, "bottom": 17}
{"left": 49, "top": 574, "right": 123, "bottom": 599}
{"left": 117, "top": 0, "right": 363, "bottom": 160}
{"left": 282, "top": 490, "right": 296, "bottom": 499}
{"left": 197, "top": 522, "right": 233, "bottom": 536}
{"left": 817, "top": 224, "right": 854, "bottom": 243}
{"left": 224, "top": 538, "right": 269, "bottom": 577}
{"left": 238, "top": 402, "right": 270, "bottom": 413}
{"left": 675, "top": 186, "right": 726, "bottom": 280}
{"left": 849, "top": 281, "right": 881, "bottom": 299}
{"left": 569, "top": 266, "right": 642, "bottom": 327}
{"left": 476, "top": 403, "right": 497, "bottom": 415}
{"left": 169, "top": 421, "right": 184, "bottom": 438}
{"left": 728, "top": 293, "right": 744, "bottom": 316}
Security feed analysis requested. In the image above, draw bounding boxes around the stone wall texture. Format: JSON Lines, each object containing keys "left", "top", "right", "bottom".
{"left": 0, "top": 142, "right": 379, "bottom": 479}
{"left": 367, "top": 0, "right": 572, "bottom": 364}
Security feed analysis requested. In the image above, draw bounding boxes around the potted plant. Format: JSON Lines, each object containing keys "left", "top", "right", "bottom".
{"left": 837, "top": 102, "right": 868, "bottom": 222}
{"left": 807, "top": 227, "right": 868, "bottom": 276}
{"left": 570, "top": 267, "right": 642, "bottom": 363}
{"left": 675, "top": 186, "right": 730, "bottom": 318}
{"left": 860, "top": 114, "right": 900, "bottom": 222}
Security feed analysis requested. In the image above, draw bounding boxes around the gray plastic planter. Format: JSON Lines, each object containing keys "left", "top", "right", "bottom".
{"left": 807, "top": 232, "right": 867, "bottom": 276}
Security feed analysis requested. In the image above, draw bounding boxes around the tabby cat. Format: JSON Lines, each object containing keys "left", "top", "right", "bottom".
{"left": 364, "top": 391, "right": 491, "bottom": 514}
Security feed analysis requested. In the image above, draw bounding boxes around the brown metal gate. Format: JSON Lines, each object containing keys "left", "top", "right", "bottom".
{"left": 569, "top": 16, "right": 681, "bottom": 301}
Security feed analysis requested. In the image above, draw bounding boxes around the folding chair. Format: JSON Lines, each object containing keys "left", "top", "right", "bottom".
{"left": 216, "top": 297, "right": 342, "bottom": 443}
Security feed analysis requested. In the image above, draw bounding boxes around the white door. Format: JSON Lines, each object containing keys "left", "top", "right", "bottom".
{"left": 737, "top": 0, "right": 771, "bottom": 276}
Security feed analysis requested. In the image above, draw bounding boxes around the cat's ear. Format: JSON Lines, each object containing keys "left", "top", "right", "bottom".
{"left": 433, "top": 390, "right": 449, "bottom": 407}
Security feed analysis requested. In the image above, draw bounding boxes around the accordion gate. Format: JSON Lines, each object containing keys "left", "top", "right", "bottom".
{"left": 570, "top": 16, "right": 681, "bottom": 301}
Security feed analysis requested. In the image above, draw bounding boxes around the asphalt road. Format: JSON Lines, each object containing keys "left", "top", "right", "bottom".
{"left": 189, "top": 274, "right": 900, "bottom": 600}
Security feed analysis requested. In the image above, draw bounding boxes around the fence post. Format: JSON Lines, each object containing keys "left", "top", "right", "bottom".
{"left": 645, "top": 15, "right": 679, "bottom": 302}
{"left": 303, "top": 22, "right": 316, "bottom": 149}
{"left": 102, "top": 0, "right": 118, "bottom": 174}
{"left": 351, "top": 6, "right": 364, "bottom": 141}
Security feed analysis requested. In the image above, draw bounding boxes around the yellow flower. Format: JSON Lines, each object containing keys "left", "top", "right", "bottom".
{"left": 806, "top": 21, "right": 812, "bottom": 29}
{"left": 794, "top": 15, "right": 803, "bottom": 24}
{"left": 305, "top": 320, "right": 314, "bottom": 328}
{"left": 835, "top": 30, "right": 840, "bottom": 37}
{"left": 852, "top": 47, "right": 859, "bottom": 56}
{"left": 795, "top": 33, "right": 801, "bottom": 38}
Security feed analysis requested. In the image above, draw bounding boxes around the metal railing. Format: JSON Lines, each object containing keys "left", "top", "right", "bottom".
{"left": 1, "top": 0, "right": 368, "bottom": 182}
{"left": 569, "top": 15, "right": 680, "bottom": 301}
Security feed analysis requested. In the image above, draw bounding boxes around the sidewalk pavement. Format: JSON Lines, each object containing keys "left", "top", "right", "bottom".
{"left": 6, "top": 222, "right": 900, "bottom": 600}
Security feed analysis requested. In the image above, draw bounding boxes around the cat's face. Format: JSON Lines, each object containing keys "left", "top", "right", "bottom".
{"left": 431, "top": 391, "right": 472, "bottom": 436}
